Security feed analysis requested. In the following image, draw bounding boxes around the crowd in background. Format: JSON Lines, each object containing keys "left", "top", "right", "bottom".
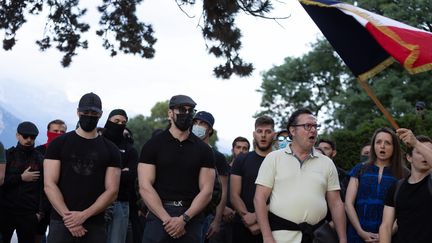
{"left": 0, "top": 92, "right": 430, "bottom": 243}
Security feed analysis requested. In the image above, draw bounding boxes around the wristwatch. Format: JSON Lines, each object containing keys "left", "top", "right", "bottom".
{"left": 182, "top": 213, "right": 191, "bottom": 223}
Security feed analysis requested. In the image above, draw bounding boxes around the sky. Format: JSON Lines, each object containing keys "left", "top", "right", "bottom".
{"left": 0, "top": 0, "right": 321, "bottom": 153}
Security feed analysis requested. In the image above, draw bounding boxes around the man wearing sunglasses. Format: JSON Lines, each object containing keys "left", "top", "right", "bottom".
{"left": 1, "top": 121, "right": 45, "bottom": 242}
{"left": 254, "top": 108, "right": 347, "bottom": 243}
{"left": 138, "top": 95, "right": 215, "bottom": 243}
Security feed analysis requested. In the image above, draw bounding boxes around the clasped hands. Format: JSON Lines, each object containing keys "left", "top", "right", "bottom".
{"left": 163, "top": 216, "right": 186, "bottom": 239}
{"left": 63, "top": 211, "right": 88, "bottom": 237}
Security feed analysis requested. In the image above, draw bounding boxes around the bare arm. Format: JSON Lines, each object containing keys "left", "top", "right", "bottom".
{"left": 345, "top": 177, "right": 378, "bottom": 242}
{"left": 206, "top": 175, "right": 228, "bottom": 238}
{"left": 327, "top": 190, "right": 347, "bottom": 243}
{"left": 397, "top": 128, "right": 432, "bottom": 166}
{"left": 345, "top": 177, "right": 362, "bottom": 234}
{"left": 379, "top": 206, "right": 395, "bottom": 243}
{"left": 43, "top": 159, "right": 70, "bottom": 217}
{"left": 184, "top": 167, "right": 215, "bottom": 218}
{"left": 230, "top": 174, "right": 248, "bottom": 216}
{"left": 254, "top": 184, "right": 275, "bottom": 243}
{"left": 63, "top": 166, "right": 121, "bottom": 227}
{"left": 82, "top": 167, "right": 121, "bottom": 218}
{"left": 138, "top": 163, "right": 171, "bottom": 222}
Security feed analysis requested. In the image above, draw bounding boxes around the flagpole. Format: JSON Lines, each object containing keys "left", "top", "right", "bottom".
{"left": 357, "top": 78, "right": 399, "bottom": 129}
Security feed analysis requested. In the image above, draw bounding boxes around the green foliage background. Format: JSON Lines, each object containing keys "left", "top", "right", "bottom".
{"left": 258, "top": 0, "right": 432, "bottom": 170}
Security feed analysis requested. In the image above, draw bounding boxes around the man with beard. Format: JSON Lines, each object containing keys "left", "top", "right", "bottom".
{"left": 44, "top": 92, "right": 121, "bottom": 243}
{"left": 103, "top": 109, "right": 138, "bottom": 243}
{"left": 217, "top": 136, "right": 250, "bottom": 243}
{"left": 230, "top": 116, "right": 275, "bottom": 243}
{"left": 0, "top": 121, "right": 44, "bottom": 243}
{"left": 35, "top": 119, "right": 67, "bottom": 243}
{"left": 254, "top": 108, "right": 347, "bottom": 243}
{"left": 138, "top": 95, "right": 215, "bottom": 243}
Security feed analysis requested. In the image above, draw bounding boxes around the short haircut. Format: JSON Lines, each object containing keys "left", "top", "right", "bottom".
{"left": 232, "top": 136, "right": 250, "bottom": 150}
{"left": 47, "top": 119, "right": 67, "bottom": 131}
{"left": 255, "top": 115, "right": 274, "bottom": 129}
{"left": 318, "top": 138, "right": 336, "bottom": 150}
{"left": 287, "top": 108, "right": 313, "bottom": 139}
{"left": 406, "top": 135, "right": 432, "bottom": 156}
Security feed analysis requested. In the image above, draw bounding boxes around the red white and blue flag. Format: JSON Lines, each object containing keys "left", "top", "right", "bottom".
{"left": 300, "top": 0, "right": 432, "bottom": 81}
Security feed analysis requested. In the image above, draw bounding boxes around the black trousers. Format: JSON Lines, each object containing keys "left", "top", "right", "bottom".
{"left": 232, "top": 221, "right": 263, "bottom": 243}
{"left": 0, "top": 211, "right": 38, "bottom": 243}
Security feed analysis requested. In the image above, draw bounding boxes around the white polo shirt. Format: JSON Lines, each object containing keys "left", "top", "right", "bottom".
{"left": 255, "top": 145, "right": 340, "bottom": 243}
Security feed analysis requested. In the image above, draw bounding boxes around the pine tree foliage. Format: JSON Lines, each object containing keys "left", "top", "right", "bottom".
{"left": 0, "top": 0, "right": 274, "bottom": 79}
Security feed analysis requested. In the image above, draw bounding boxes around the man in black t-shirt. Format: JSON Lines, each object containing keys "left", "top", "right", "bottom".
{"left": 230, "top": 116, "right": 275, "bottom": 243}
{"left": 191, "top": 111, "right": 230, "bottom": 243}
{"left": 138, "top": 95, "right": 216, "bottom": 243}
{"left": 44, "top": 92, "right": 121, "bottom": 243}
{"left": 379, "top": 129, "right": 432, "bottom": 243}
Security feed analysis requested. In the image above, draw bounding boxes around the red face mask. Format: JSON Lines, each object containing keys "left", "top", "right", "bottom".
{"left": 47, "top": 131, "right": 64, "bottom": 145}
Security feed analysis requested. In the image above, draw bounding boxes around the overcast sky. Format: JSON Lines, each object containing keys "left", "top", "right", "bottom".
{"left": 0, "top": 0, "right": 320, "bottom": 152}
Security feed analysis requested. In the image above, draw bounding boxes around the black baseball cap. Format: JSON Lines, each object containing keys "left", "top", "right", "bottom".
{"left": 78, "top": 92, "right": 102, "bottom": 113}
{"left": 17, "top": 121, "right": 39, "bottom": 136}
{"left": 169, "top": 95, "right": 196, "bottom": 109}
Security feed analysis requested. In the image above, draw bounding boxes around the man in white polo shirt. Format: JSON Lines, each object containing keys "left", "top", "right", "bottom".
{"left": 254, "top": 108, "right": 347, "bottom": 243}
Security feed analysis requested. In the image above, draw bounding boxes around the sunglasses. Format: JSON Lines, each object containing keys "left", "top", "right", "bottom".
{"left": 21, "top": 134, "right": 36, "bottom": 140}
{"left": 175, "top": 106, "right": 196, "bottom": 115}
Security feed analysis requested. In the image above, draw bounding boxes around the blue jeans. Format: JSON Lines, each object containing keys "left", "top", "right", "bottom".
{"left": 107, "top": 201, "right": 130, "bottom": 243}
{"left": 47, "top": 219, "right": 106, "bottom": 243}
{"left": 142, "top": 205, "right": 204, "bottom": 243}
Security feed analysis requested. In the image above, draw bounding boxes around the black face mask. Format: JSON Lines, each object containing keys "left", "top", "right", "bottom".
{"left": 174, "top": 113, "right": 193, "bottom": 131}
{"left": 79, "top": 115, "right": 99, "bottom": 132}
{"left": 103, "top": 120, "right": 126, "bottom": 145}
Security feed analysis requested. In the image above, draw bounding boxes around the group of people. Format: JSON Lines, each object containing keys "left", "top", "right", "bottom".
{"left": 0, "top": 92, "right": 430, "bottom": 243}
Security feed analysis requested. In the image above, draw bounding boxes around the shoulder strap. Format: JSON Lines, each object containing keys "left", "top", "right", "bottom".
{"left": 393, "top": 178, "right": 405, "bottom": 209}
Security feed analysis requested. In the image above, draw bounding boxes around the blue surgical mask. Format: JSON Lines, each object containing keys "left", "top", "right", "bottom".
{"left": 192, "top": 125, "right": 207, "bottom": 139}
{"left": 278, "top": 140, "right": 288, "bottom": 149}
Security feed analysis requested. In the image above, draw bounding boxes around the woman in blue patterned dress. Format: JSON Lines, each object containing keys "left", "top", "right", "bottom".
{"left": 345, "top": 127, "right": 406, "bottom": 243}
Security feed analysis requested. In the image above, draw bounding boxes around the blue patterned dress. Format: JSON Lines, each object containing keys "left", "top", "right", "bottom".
{"left": 347, "top": 163, "right": 397, "bottom": 243}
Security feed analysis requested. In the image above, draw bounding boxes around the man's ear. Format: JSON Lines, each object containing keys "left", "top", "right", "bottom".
{"left": 406, "top": 154, "right": 413, "bottom": 164}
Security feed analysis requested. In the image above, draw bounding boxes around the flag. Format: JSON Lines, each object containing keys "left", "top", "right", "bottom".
{"left": 300, "top": 0, "right": 432, "bottom": 81}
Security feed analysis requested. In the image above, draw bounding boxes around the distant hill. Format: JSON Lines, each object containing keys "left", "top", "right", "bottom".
{"left": 0, "top": 106, "right": 22, "bottom": 148}
{"left": 0, "top": 79, "right": 77, "bottom": 147}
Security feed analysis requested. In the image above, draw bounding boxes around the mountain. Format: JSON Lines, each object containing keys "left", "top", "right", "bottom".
{"left": 0, "top": 79, "right": 77, "bottom": 147}
{"left": 0, "top": 106, "right": 22, "bottom": 148}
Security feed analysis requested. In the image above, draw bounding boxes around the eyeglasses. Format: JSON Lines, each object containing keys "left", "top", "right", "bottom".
{"left": 277, "top": 136, "right": 289, "bottom": 141}
{"left": 21, "top": 134, "right": 36, "bottom": 140}
{"left": 292, "top": 123, "right": 321, "bottom": 131}
{"left": 175, "top": 107, "right": 196, "bottom": 115}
